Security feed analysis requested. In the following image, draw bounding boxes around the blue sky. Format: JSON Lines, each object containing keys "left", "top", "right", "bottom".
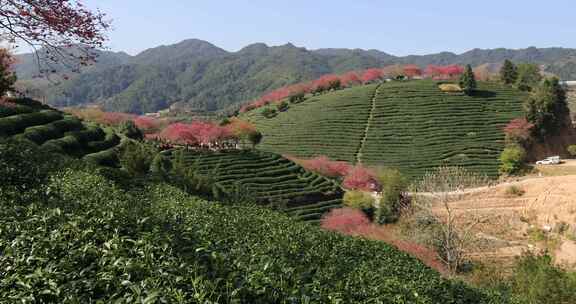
{"left": 82, "top": 0, "right": 576, "bottom": 56}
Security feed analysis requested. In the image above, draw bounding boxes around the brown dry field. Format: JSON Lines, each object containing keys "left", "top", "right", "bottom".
{"left": 437, "top": 168, "right": 576, "bottom": 269}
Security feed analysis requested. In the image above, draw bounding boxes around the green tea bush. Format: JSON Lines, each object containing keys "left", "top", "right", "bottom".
{"left": 0, "top": 167, "right": 506, "bottom": 303}
{"left": 510, "top": 252, "right": 576, "bottom": 304}
{"left": 83, "top": 147, "right": 120, "bottom": 167}
{"left": 343, "top": 190, "right": 374, "bottom": 209}
{"left": 86, "top": 131, "right": 121, "bottom": 152}
{"left": 42, "top": 135, "right": 83, "bottom": 156}
{"left": 119, "top": 140, "right": 155, "bottom": 176}
{"left": 0, "top": 138, "right": 75, "bottom": 203}
{"left": 289, "top": 91, "right": 305, "bottom": 104}
{"left": 0, "top": 138, "right": 518, "bottom": 303}
{"left": 0, "top": 102, "right": 33, "bottom": 118}
{"left": 567, "top": 144, "right": 576, "bottom": 158}
{"left": 375, "top": 167, "right": 408, "bottom": 223}
{"left": 17, "top": 123, "right": 63, "bottom": 144}
{"left": 276, "top": 101, "right": 289, "bottom": 112}
{"left": 118, "top": 120, "right": 144, "bottom": 140}
{"left": 0, "top": 110, "right": 63, "bottom": 136}
{"left": 169, "top": 150, "right": 343, "bottom": 221}
{"left": 499, "top": 145, "right": 526, "bottom": 175}
{"left": 7, "top": 97, "right": 51, "bottom": 110}
{"left": 261, "top": 107, "right": 277, "bottom": 118}
{"left": 17, "top": 117, "right": 84, "bottom": 145}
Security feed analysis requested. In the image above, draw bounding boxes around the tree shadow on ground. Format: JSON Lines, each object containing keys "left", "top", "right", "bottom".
{"left": 471, "top": 90, "right": 497, "bottom": 98}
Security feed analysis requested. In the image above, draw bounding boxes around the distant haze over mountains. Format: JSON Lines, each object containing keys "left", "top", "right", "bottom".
{"left": 14, "top": 39, "right": 576, "bottom": 114}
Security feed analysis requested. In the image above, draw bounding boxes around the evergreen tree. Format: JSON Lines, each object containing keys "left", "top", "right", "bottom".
{"left": 459, "top": 64, "right": 477, "bottom": 95}
{"left": 248, "top": 131, "right": 263, "bottom": 149}
{"left": 524, "top": 77, "right": 568, "bottom": 137}
{"left": 500, "top": 59, "right": 518, "bottom": 85}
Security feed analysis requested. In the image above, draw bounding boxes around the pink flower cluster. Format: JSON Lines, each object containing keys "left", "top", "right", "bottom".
{"left": 158, "top": 121, "right": 234, "bottom": 145}
{"left": 293, "top": 155, "right": 351, "bottom": 178}
{"left": 290, "top": 155, "right": 380, "bottom": 191}
{"left": 424, "top": 65, "right": 465, "bottom": 80}
{"left": 101, "top": 112, "right": 136, "bottom": 126}
{"left": 321, "top": 208, "right": 371, "bottom": 235}
{"left": 240, "top": 64, "right": 465, "bottom": 113}
{"left": 503, "top": 118, "right": 535, "bottom": 142}
{"left": 240, "top": 67, "right": 389, "bottom": 113}
{"left": 341, "top": 165, "right": 379, "bottom": 192}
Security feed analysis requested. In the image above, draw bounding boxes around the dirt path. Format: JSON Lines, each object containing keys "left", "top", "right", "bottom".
{"left": 355, "top": 84, "right": 382, "bottom": 163}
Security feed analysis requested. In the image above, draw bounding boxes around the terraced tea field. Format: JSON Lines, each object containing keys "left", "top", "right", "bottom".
{"left": 0, "top": 98, "right": 122, "bottom": 166}
{"left": 246, "top": 80, "right": 525, "bottom": 179}
{"left": 171, "top": 150, "right": 343, "bottom": 222}
{"left": 244, "top": 84, "right": 379, "bottom": 161}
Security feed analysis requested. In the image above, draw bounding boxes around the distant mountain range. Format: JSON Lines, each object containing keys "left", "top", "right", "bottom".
{"left": 14, "top": 39, "right": 576, "bottom": 114}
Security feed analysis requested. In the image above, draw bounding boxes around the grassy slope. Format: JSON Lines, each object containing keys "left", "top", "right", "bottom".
{"left": 0, "top": 98, "right": 122, "bottom": 166}
{"left": 171, "top": 149, "right": 343, "bottom": 222}
{"left": 246, "top": 80, "right": 525, "bottom": 179}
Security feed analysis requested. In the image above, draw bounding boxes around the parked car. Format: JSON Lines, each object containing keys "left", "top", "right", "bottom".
{"left": 536, "top": 156, "right": 561, "bottom": 165}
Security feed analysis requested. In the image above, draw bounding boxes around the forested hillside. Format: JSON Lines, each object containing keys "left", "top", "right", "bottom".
{"left": 15, "top": 40, "right": 576, "bottom": 114}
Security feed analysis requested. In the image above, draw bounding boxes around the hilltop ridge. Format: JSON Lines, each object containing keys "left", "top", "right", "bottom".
{"left": 14, "top": 39, "right": 576, "bottom": 114}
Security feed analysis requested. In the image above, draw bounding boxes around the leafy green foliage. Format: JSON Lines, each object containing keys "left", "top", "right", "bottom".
{"left": 499, "top": 145, "right": 526, "bottom": 175}
{"left": 0, "top": 100, "right": 124, "bottom": 164}
{"left": 343, "top": 190, "right": 375, "bottom": 209}
{"left": 165, "top": 149, "right": 343, "bottom": 222}
{"left": 247, "top": 130, "right": 263, "bottom": 149}
{"left": 119, "top": 141, "right": 155, "bottom": 176}
{"left": 510, "top": 252, "right": 576, "bottom": 304}
{"left": 375, "top": 167, "right": 408, "bottom": 223}
{"left": 118, "top": 120, "right": 144, "bottom": 140}
{"left": 0, "top": 159, "right": 507, "bottom": 303}
{"left": 150, "top": 152, "right": 172, "bottom": 176}
{"left": 567, "top": 144, "right": 576, "bottom": 157}
{"left": 276, "top": 101, "right": 289, "bottom": 112}
{"left": 500, "top": 59, "right": 518, "bottom": 85}
{"left": 515, "top": 63, "right": 542, "bottom": 91}
{"left": 524, "top": 77, "right": 569, "bottom": 137}
{"left": 261, "top": 107, "right": 277, "bottom": 118}
{"left": 459, "top": 64, "right": 477, "bottom": 95}
{"left": 289, "top": 91, "right": 305, "bottom": 103}
{"left": 164, "top": 150, "right": 215, "bottom": 197}
{"left": 0, "top": 138, "right": 75, "bottom": 203}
